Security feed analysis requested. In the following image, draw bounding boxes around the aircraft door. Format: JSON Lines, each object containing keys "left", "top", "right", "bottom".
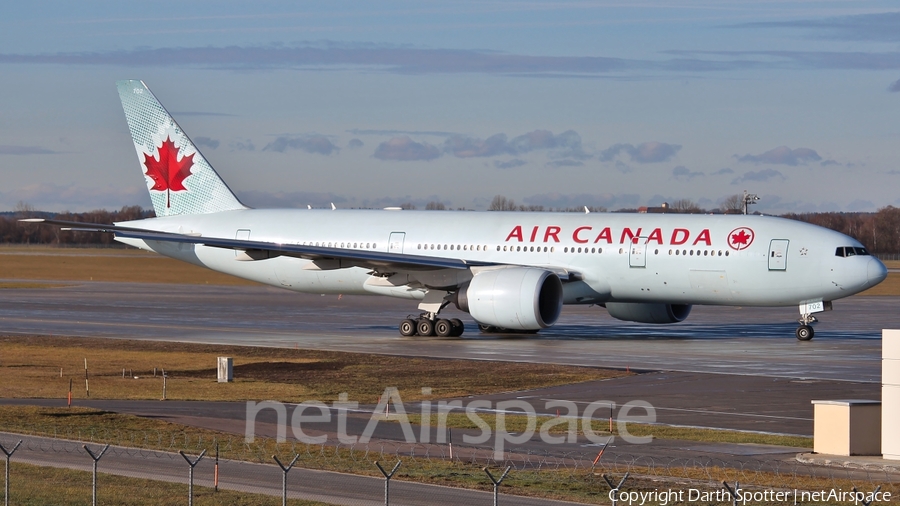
{"left": 629, "top": 238, "right": 647, "bottom": 268}
{"left": 768, "top": 239, "right": 789, "bottom": 270}
{"left": 388, "top": 232, "right": 406, "bottom": 254}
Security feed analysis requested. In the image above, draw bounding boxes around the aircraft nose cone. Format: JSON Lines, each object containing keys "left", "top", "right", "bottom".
{"left": 868, "top": 258, "right": 888, "bottom": 285}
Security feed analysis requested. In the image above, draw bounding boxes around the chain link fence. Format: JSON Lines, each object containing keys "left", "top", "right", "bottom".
{"left": 2, "top": 429, "right": 899, "bottom": 505}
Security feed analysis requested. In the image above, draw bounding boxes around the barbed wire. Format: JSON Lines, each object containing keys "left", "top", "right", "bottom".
{"left": 2, "top": 427, "right": 898, "bottom": 501}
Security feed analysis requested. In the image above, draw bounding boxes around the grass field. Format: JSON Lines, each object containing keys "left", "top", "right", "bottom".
{"left": 0, "top": 406, "right": 858, "bottom": 505}
{"left": 0, "top": 246, "right": 259, "bottom": 285}
{"left": 1, "top": 461, "right": 327, "bottom": 506}
{"left": 0, "top": 335, "right": 625, "bottom": 403}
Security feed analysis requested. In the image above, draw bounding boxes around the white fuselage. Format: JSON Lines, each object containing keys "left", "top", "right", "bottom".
{"left": 116, "top": 209, "right": 885, "bottom": 308}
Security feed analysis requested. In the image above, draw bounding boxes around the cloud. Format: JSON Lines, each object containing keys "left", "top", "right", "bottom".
{"left": 494, "top": 159, "right": 527, "bottom": 169}
{"left": 732, "top": 12, "right": 900, "bottom": 43}
{"left": 847, "top": 199, "right": 875, "bottom": 212}
{"left": 0, "top": 145, "right": 58, "bottom": 155}
{"left": 193, "top": 136, "right": 220, "bottom": 149}
{"left": 348, "top": 128, "right": 457, "bottom": 136}
{"left": 0, "top": 45, "right": 635, "bottom": 75}
{"left": 599, "top": 142, "right": 681, "bottom": 164}
{"left": 711, "top": 168, "right": 734, "bottom": 175}
{"left": 445, "top": 133, "right": 509, "bottom": 158}
{"left": 229, "top": 139, "right": 255, "bottom": 151}
{"left": 263, "top": 135, "right": 339, "bottom": 155}
{"left": 347, "top": 139, "right": 364, "bottom": 149}
{"left": 886, "top": 170, "right": 900, "bottom": 175}
{"left": 614, "top": 161, "right": 632, "bottom": 173}
{"left": 731, "top": 169, "right": 786, "bottom": 184}
{"left": 5, "top": 42, "right": 900, "bottom": 76}
{"left": 736, "top": 146, "right": 821, "bottom": 166}
{"left": 665, "top": 49, "right": 900, "bottom": 72}
{"left": 890, "top": 79, "right": 900, "bottom": 92}
{"left": 820, "top": 159, "right": 840, "bottom": 167}
{"left": 672, "top": 165, "right": 704, "bottom": 181}
{"left": 546, "top": 159, "right": 583, "bottom": 168}
{"left": 373, "top": 136, "right": 440, "bottom": 161}
{"left": 443, "top": 130, "right": 589, "bottom": 159}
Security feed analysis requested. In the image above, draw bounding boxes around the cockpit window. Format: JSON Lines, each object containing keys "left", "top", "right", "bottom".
{"left": 835, "top": 246, "right": 871, "bottom": 257}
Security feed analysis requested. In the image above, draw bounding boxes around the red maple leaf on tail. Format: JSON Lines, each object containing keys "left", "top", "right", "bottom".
{"left": 143, "top": 137, "right": 194, "bottom": 208}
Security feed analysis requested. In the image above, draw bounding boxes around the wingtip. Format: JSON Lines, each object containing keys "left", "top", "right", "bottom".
{"left": 17, "top": 218, "right": 45, "bottom": 223}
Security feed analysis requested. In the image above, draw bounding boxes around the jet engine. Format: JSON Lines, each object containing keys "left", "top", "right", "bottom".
{"left": 605, "top": 302, "right": 692, "bottom": 324}
{"left": 454, "top": 268, "right": 563, "bottom": 330}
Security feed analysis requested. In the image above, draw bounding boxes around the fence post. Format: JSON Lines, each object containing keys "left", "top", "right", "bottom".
{"left": 374, "top": 460, "right": 401, "bottom": 506}
{"left": 179, "top": 450, "right": 206, "bottom": 506}
{"left": 83, "top": 444, "right": 109, "bottom": 506}
{"left": 483, "top": 466, "right": 511, "bottom": 506}
{"left": 1, "top": 440, "right": 22, "bottom": 506}
{"left": 273, "top": 454, "right": 299, "bottom": 506}
{"left": 602, "top": 472, "right": 629, "bottom": 506}
{"left": 722, "top": 481, "right": 740, "bottom": 506}
{"left": 852, "top": 486, "right": 881, "bottom": 506}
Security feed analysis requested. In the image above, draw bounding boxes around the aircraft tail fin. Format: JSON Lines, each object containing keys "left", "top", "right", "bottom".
{"left": 116, "top": 80, "right": 246, "bottom": 217}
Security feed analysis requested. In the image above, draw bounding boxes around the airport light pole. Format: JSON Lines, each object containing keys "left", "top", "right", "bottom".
{"left": 742, "top": 190, "right": 759, "bottom": 215}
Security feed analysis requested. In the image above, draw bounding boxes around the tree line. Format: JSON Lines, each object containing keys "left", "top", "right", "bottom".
{"left": 3, "top": 200, "right": 900, "bottom": 254}
{"left": 1, "top": 204, "right": 153, "bottom": 246}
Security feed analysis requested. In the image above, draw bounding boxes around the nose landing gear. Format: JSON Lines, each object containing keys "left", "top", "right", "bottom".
{"left": 796, "top": 324, "right": 814, "bottom": 341}
{"left": 796, "top": 313, "right": 817, "bottom": 341}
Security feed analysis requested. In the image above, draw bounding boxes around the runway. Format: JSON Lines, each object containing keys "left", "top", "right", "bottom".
{"left": 0, "top": 280, "right": 893, "bottom": 382}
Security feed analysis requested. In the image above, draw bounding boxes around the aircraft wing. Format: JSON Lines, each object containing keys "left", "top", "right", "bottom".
{"left": 19, "top": 218, "right": 492, "bottom": 272}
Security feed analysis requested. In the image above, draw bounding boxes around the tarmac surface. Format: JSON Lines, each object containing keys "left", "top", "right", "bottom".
{"left": 2, "top": 279, "right": 898, "bottom": 502}
{"left": 0, "top": 280, "right": 893, "bottom": 383}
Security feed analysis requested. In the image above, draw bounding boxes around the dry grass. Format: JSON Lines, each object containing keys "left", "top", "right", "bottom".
{"left": 3, "top": 460, "right": 327, "bottom": 506}
{"left": 398, "top": 413, "right": 812, "bottom": 448}
{"left": 0, "top": 406, "right": 876, "bottom": 505}
{"left": 0, "top": 335, "right": 626, "bottom": 403}
{"left": 0, "top": 248, "right": 259, "bottom": 285}
{"left": 0, "top": 282, "right": 73, "bottom": 289}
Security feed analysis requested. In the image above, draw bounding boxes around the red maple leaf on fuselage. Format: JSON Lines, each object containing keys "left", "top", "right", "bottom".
{"left": 731, "top": 230, "right": 751, "bottom": 245}
{"left": 143, "top": 137, "right": 194, "bottom": 207}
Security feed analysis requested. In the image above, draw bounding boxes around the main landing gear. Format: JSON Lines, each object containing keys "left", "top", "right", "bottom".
{"left": 398, "top": 290, "right": 465, "bottom": 337}
{"left": 399, "top": 317, "right": 464, "bottom": 337}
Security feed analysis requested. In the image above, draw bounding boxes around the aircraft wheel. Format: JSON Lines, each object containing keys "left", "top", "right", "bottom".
{"left": 796, "top": 325, "right": 814, "bottom": 341}
{"left": 478, "top": 323, "right": 496, "bottom": 333}
{"left": 450, "top": 318, "right": 464, "bottom": 337}
{"left": 417, "top": 318, "right": 435, "bottom": 337}
{"left": 399, "top": 319, "right": 417, "bottom": 337}
{"left": 435, "top": 319, "right": 453, "bottom": 337}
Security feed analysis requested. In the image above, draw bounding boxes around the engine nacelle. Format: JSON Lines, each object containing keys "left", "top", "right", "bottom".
{"left": 605, "top": 302, "right": 692, "bottom": 324}
{"left": 455, "top": 268, "right": 563, "bottom": 330}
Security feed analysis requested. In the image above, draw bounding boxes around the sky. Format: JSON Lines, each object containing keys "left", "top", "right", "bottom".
{"left": 1, "top": 1, "right": 898, "bottom": 214}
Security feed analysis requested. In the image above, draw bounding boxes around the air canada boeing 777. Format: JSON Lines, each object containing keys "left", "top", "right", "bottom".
{"left": 24, "top": 81, "right": 888, "bottom": 341}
